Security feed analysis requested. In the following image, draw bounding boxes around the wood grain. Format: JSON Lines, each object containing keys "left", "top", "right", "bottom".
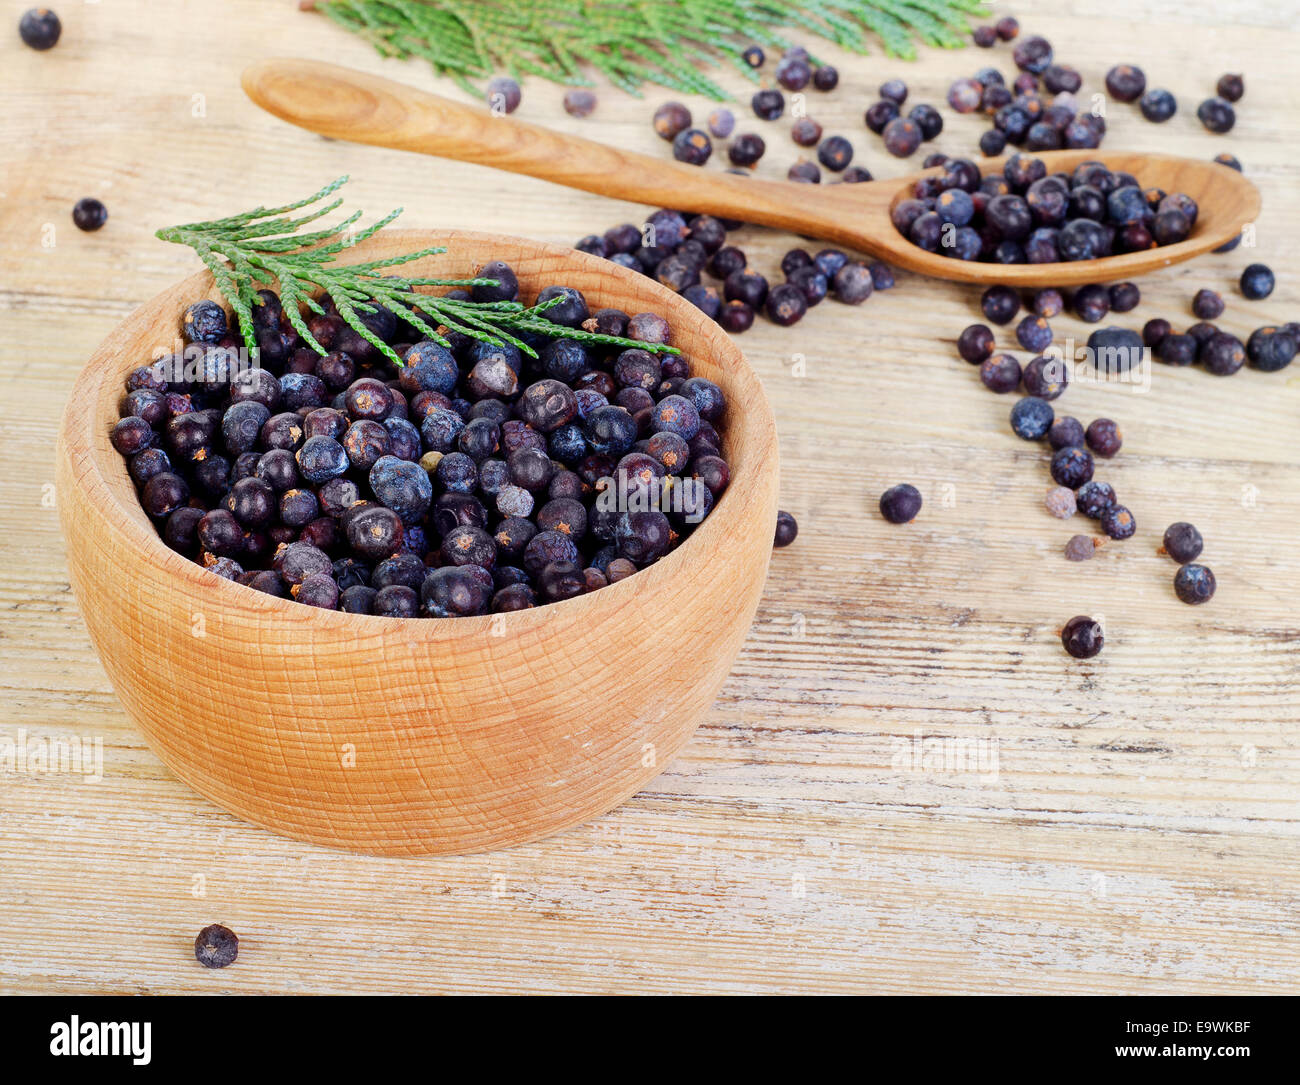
{"left": 1, "top": 0, "right": 1298, "bottom": 994}
{"left": 243, "top": 59, "right": 1261, "bottom": 285}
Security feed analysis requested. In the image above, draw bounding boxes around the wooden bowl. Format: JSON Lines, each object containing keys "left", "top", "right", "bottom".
{"left": 55, "top": 230, "right": 780, "bottom": 856}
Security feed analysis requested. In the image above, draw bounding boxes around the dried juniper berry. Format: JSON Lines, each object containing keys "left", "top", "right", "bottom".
{"left": 1157, "top": 333, "right": 1197, "bottom": 366}
{"left": 864, "top": 99, "right": 899, "bottom": 135}
{"left": 752, "top": 89, "right": 785, "bottom": 121}
{"left": 1247, "top": 327, "right": 1298, "bottom": 371}
{"left": 183, "top": 300, "right": 229, "bottom": 344}
{"left": 981, "top": 285, "right": 1021, "bottom": 326}
{"left": 194, "top": 924, "right": 238, "bottom": 969}
{"left": 1074, "top": 480, "right": 1115, "bottom": 520}
{"left": 1173, "top": 563, "right": 1216, "bottom": 605}
{"left": 766, "top": 282, "right": 809, "bottom": 325}
{"left": 70, "top": 196, "right": 108, "bottom": 232}
{"left": 1105, "top": 65, "right": 1146, "bottom": 102}
{"left": 973, "top": 25, "right": 997, "bottom": 48}
{"left": 1016, "top": 316, "right": 1053, "bottom": 354}
{"left": 345, "top": 505, "right": 403, "bottom": 560}
{"left": 1045, "top": 486, "right": 1077, "bottom": 519}
{"left": 1010, "top": 396, "right": 1054, "bottom": 440}
{"left": 1197, "top": 97, "right": 1235, "bottom": 133}
{"left": 707, "top": 108, "right": 736, "bottom": 139}
{"left": 1240, "top": 263, "right": 1274, "bottom": 301}
{"left": 1065, "top": 534, "right": 1100, "bottom": 562}
{"left": 1012, "top": 35, "right": 1053, "bottom": 74}
{"left": 774, "top": 510, "right": 798, "bottom": 548}
{"left": 882, "top": 117, "right": 923, "bottom": 158}
{"left": 1139, "top": 89, "right": 1177, "bottom": 123}
{"left": 1023, "top": 354, "right": 1068, "bottom": 399}
{"left": 727, "top": 132, "right": 766, "bottom": 167}
{"left": 1192, "top": 289, "right": 1225, "bottom": 320}
{"left": 1201, "top": 332, "right": 1246, "bottom": 376}
{"left": 422, "top": 565, "right": 492, "bottom": 618}
{"left": 1161, "top": 522, "right": 1204, "bottom": 564}
{"left": 653, "top": 102, "right": 691, "bottom": 139}
{"left": 831, "top": 264, "right": 874, "bottom": 305}
{"left": 1082, "top": 418, "right": 1121, "bottom": 458}
{"left": 486, "top": 75, "right": 521, "bottom": 114}
{"left": 980, "top": 353, "right": 1022, "bottom": 394}
{"left": 787, "top": 160, "right": 821, "bottom": 184}
{"left": 1061, "top": 615, "right": 1104, "bottom": 658}
{"left": 111, "top": 416, "right": 155, "bottom": 456}
{"left": 20, "top": 7, "right": 62, "bottom": 50}
{"left": 908, "top": 104, "right": 943, "bottom": 141}
{"left": 817, "top": 135, "right": 854, "bottom": 172}
{"left": 958, "top": 324, "right": 995, "bottom": 364}
{"left": 1217, "top": 73, "right": 1244, "bottom": 102}
{"left": 724, "top": 268, "right": 769, "bottom": 309}
{"left": 1099, "top": 504, "right": 1135, "bottom": 540}
{"left": 1050, "top": 446, "right": 1095, "bottom": 488}
{"left": 879, "top": 483, "right": 922, "bottom": 524}
{"left": 672, "top": 128, "right": 713, "bottom": 165}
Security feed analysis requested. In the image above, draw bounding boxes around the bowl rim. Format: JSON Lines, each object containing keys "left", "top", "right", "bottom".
{"left": 61, "top": 228, "right": 778, "bottom": 635}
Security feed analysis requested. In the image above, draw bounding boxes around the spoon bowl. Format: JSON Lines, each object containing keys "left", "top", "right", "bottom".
{"left": 243, "top": 59, "right": 1260, "bottom": 287}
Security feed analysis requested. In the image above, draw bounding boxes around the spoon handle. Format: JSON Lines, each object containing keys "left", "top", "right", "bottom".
{"left": 242, "top": 59, "right": 893, "bottom": 252}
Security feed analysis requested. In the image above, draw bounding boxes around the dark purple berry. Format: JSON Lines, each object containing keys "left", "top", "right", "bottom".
{"left": 194, "top": 924, "right": 238, "bottom": 968}
{"left": 1061, "top": 616, "right": 1103, "bottom": 659}
{"left": 879, "top": 484, "right": 922, "bottom": 524}
{"left": 1197, "top": 97, "right": 1235, "bottom": 133}
{"left": 1162, "top": 522, "right": 1204, "bottom": 563}
{"left": 774, "top": 510, "right": 798, "bottom": 547}
{"left": 1173, "top": 563, "right": 1215, "bottom": 605}
{"left": 1100, "top": 504, "right": 1136, "bottom": 540}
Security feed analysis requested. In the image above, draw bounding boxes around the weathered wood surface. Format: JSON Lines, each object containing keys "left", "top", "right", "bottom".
{"left": 0, "top": 0, "right": 1297, "bottom": 994}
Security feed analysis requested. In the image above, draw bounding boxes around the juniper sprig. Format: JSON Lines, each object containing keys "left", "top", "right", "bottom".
{"left": 303, "top": 0, "right": 990, "bottom": 100}
{"left": 156, "top": 176, "right": 678, "bottom": 366}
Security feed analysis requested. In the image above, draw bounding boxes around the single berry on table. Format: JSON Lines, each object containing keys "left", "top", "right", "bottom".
{"left": 1197, "top": 97, "right": 1235, "bottom": 133}
{"left": 981, "top": 285, "right": 1021, "bottom": 325}
{"left": 1061, "top": 616, "right": 1104, "bottom": 659}
{"left": 194, "top": 924, "right": 239, "bottom": 969}
{"left": 1192, "top": 288, "right": 1225, "bottom": 320}
{"left": 672, "top": 128, "right": 713, "bottom": 166}
{"left": 1105, "top": 64, "right": 1146, "bottom": 102}
{"left": 19, "top": 7, "right": 61, "bottom": 49}
{"left": 1085, "top": 418, "right": 1123, "bottom": 458}
{"left": 752, "top": 89, "right": 785, "bottom": 121}
{"left": 1239, "top": 263, "right": 1274, "bottom": 300}
{"left": 879, "top": 484, "right": 922, "bottom": 524}
{"left": 1050, "top": 446, "right": 1095, "bottom": 488}
{"left": 1139, "top": 89, "right": 1177, "bottom": 123}
{"left": 1010, "top": 396, "right": 1054, "bottom": 440}
{"left": 653, "top": 102, "right": 691, "bottom": 139}
{"left": 1161, "top": 522, "right": 1203, "bottom": 563}
{"left": 1216, "top": 74, "right": 1244, "bottom": 102}
{"left": 1100, "top": 504, "right": 1136, "bottom": 540}
{"left": 1048, "top": 416, "right": 1085, "bottom": 450}
{"left": 1109, "top": 282, "right": 1141, "bottom": 313}
{"left": 1065, "top": 534, "right": 1100, "bottom": 562}
{"left": 980, "top": 354, "right": 1022, "bottom": 393}
{"left": 486, "top": 76, "right": 522, "bottom": 114}
{"left": 72, "top": 198, "right": 108, "bottom": 232}
{"left": 1173, "top": 563, "right": 1216, "bottom": 605}
{"left": 774, "top": 510, "right": 798, "bottom": 548}
{"left": 958, "top": 324, "right": 995, "bottom": 364}
{"left": 728, "top": 132, "right": 766, "bottom": 167}
{"left": 563, "top": 89, "right": 597, "bottom": 117}
{"left": 1045, "top": 486, "right": 1077, "bottom": 519}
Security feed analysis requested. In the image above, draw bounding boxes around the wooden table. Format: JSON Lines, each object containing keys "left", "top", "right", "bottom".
{"left": 2, "top": 1, "right": 1297, "bottom": 995}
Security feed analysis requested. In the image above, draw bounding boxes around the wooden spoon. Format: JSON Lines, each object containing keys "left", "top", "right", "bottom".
{"left": 243, "top": 58, "right": 1260, "bottom": 287}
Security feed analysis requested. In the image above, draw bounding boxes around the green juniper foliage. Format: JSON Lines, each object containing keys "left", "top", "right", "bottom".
{"left": 156, "top": 176, "right": 677, "bottom": 367}
{"left": 306, "top": 0, "right": 990, "bottom": 99}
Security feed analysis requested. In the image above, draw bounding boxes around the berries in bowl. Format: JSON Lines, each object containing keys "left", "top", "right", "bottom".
{"left": 56, "top": 229, "right": 779, "bottom": 856}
